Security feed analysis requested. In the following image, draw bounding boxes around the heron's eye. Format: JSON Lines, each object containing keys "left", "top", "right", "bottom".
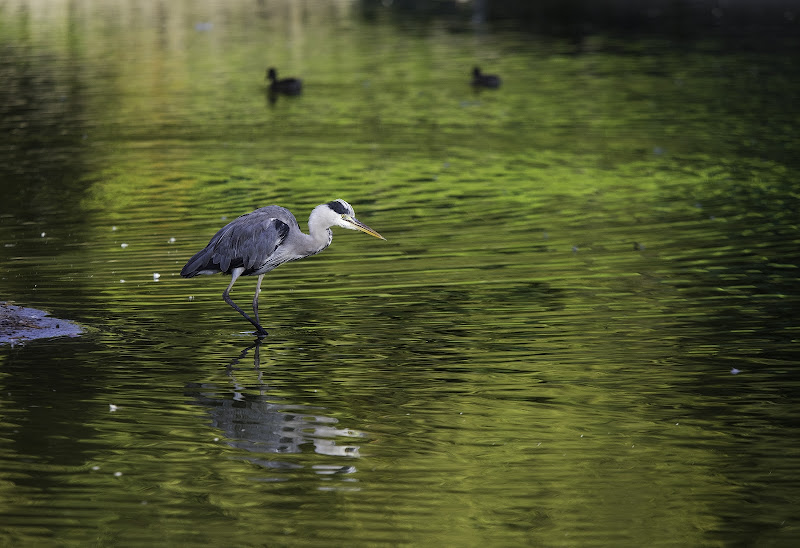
{"left": 341, "top": 214, "right": 347, "bottom": 220}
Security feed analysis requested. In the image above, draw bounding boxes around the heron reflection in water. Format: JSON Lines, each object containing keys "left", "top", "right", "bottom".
{"left": 181, "top": 199, "right": 385, "bottom": 336}
{"left": 187, "top": 340, "right": 364, "bottom": 468}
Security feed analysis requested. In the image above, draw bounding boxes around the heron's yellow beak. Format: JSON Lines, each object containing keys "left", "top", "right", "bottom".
{"left": 346, "top": 216, "right": 386, "bottom": 240}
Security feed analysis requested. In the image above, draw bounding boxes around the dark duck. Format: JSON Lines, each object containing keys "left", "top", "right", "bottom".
{"left": 471, "top": 67, "right": 501, "bottom": 89}
{"left": 266, "top": 67, "right": 302, "bottom": 95}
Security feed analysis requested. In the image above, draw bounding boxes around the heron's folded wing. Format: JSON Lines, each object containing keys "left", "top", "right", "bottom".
{"left": 210, "top": 217, "right": 290, "bottom": 274}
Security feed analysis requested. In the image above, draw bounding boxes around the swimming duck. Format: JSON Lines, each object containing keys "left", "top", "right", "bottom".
{"left": 471, "top": 67, "right": 501, "bottom": 89}
{"left": 266, "top": 67, "right": 303, "bottom": 95}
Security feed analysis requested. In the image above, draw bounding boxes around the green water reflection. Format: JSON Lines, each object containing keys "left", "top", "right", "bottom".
{"left": 1, "top": 0, "right": 799, "bottom": 546}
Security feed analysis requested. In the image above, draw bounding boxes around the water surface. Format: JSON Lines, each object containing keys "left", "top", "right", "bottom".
{"left": 1, "top": 1, "right": 799, "bottom": 546}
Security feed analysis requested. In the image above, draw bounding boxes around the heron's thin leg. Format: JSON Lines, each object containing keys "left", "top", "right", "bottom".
{"left": 223, "top": 268, "right": 268, "bottom": 337}
{"left": 252, "top": 274, "right": 265, "bottom": 326}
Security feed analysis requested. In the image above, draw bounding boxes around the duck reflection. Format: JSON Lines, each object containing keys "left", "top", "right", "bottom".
{"left": 188, "top": 340, "right": 364, "bottom": 473}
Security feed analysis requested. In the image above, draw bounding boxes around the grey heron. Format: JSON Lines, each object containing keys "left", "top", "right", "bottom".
{"left": 471, "top": 67, "right": 501, "bottom": 89}
{"left": 181, "top": 199, "right": 385, "bottom": 337}
{"left": 266, "top": 67, "right": 302, "bottom": 95}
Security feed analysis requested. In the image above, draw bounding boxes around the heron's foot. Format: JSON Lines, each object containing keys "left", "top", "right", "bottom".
{"left": 255, "top": 328, "right": 269, "bottom": 338}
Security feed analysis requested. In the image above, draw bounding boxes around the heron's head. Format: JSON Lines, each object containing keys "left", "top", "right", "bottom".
{"left": 318, "top": 199, "right": 385, "bottom": 240}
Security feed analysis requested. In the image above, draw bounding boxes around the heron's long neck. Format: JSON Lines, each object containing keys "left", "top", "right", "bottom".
{"left": 306, "top": 210, "right": 333, "bottom": 254}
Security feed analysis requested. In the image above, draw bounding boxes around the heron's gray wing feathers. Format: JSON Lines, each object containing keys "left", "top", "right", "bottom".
{"left": 180, "top": 215, "right": 290, "bottom": 277}
{"left": 212, "top": 217, "right": 289, "bottom": 273}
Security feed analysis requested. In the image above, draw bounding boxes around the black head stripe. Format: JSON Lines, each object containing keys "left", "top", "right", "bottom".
{"left": 327, "top": 200, "right": 348, "bottom": 215}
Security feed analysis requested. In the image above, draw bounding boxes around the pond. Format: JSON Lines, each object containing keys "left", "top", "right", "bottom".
{"left": 1, "top": 0, "right": 799, "bottom": 546}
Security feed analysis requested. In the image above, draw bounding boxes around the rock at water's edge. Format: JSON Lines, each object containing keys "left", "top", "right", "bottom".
{"left": 0, "top": 302, "right": 83, "bottom": 345}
